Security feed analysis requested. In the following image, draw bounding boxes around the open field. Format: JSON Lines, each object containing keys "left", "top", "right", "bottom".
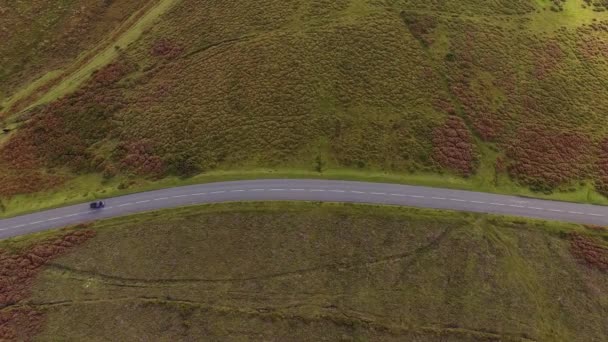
{"left": 2, "top": 0, "right": 608, "bottom": 210}
{"left": 0, "top": 203, "right": 607, "bottom": 341}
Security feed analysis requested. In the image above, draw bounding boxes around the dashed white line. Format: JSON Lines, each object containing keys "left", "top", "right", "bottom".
{"left": 290, "top": 189, "right": 306, "bottom": 192}
{"left": 432, "top": 197, "right": 447, "bottom": 200}
{"left": 489, "top": 203, "right": 505, "bottom": 206}
{"left": 370, "top": 192, "right": 386, "bottom": 196}
{"left": 310, "top": 189, "right": 326, "bottom": 192}
{"left": 64, "top": 213, "right": 80, "bottom": 218}
{"left": 118, "top": 203, "right": 133, "bottom": 207}
{"left": 450, "top": 198, "right": 466, "bottom": 202}
{"left": 528, "top": 207, "right": 544, "bottom": 211}
{"left": 31, "top": 221, "right": 44, "bottom": 225}
{"left": 230, "top": 190, "right": 245, "bottom": 193}
{"left": 191, "top": 193, "right": 207, "bottom": 196}
{"left": 136, "top": 200, "right": 150, "bottom": 204}
{"left": 509, "top": 205, "right": 525, "bottom": 208}
{"left": 568, "top": 211, "right": 584, "bottom": 215}
{"left": 269, "top": 189, "right": 286, "bottom": 192}
{"left": 47, "top": 217, "right": 61, "bottom": 221}
{"left": 154, "top": 197, "right": 169, "bottom": 201}
{"left": 407, "top": 195, "right": 425, "bottom": 199}
{"left": 329, "top": 190, "right": 346, "bottom": 193}
{"left": 469, "top": 200, "right": 485, "bottom": 204}
{"left": 588, "top": 213, "right": 605, "bottom": 217}
{"left": 172, "top": 194, "right": 191, "bottom": 198}
{"left": 351, "top": 191, "right": 366, "bottom": 194}
{"left": 547, "top": 209, "right": 563, "bottom": 213}
{"left": 209, "top": 191, "right": 225, "bottom": 195}
{"left": 390, "top": 193, "right": 407, "bottom": 197}
{"left": 249, "top": 189, "right": 265, "bottom": 192}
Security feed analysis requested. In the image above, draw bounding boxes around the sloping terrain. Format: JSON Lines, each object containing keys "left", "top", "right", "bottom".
{"left": 1, "top": 204, "right": 606, "bottom": 341}
{"left": 2, "top": 0, "right": 608, "bottom": 205}
{"left": 0, "top": 0, "right": 154, "bottom": 111}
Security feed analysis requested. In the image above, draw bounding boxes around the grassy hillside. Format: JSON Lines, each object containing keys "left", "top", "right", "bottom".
{"left": 2, "top": 0, "right": 608, "bottom": 210}
{"left": 0, "top": 0, "right": 154, "bottom": 110}
{"left": 1, "top": 203, "right": 607, "bottom": 341}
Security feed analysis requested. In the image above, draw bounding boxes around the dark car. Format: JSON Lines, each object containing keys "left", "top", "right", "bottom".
{"left": 90, "top": 201, "right": 106, "bottom": 209}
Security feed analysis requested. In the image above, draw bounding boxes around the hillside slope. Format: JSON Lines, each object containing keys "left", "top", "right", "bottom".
{"left": 1, "top": 204, "right": 607, "bottom": 341}
{"left": 2, "top": 0, "right": 608, "bottom": 205}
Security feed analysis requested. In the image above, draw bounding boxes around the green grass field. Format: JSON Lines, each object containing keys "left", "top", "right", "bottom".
{"left": 2, "top": 203, "right": 605, "bottom": 341}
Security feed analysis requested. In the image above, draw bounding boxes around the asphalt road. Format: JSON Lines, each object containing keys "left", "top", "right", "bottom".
{"left": 1, "top": 179, "right": 607, "bottom": 240}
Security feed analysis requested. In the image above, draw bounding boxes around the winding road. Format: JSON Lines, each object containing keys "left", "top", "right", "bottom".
{"left": 1, "top": 179, "right": 607, "bottom": 240}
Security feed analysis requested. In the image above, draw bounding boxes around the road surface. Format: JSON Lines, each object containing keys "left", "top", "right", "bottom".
{"left": 1, "top": 179, "right": 607, "bottom": 240}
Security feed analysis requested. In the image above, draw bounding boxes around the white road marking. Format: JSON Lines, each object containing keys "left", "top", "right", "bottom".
{"left": 4, "top": 181, "right": 608, "bottom": 239}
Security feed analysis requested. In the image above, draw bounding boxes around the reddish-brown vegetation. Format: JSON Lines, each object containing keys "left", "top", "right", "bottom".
{"left": 596, "top": 139, "right": 608, "bottom": 194}
{"left": 506, "top": 127, "right": 594, "bottom": 190}
{"left": 115, "top": 140, "right": 166, "bottom": 177}
{"left": 151, "top": 39, "right": 184, "bottom": 59}
{"left": 569, "top": 233, "right": 608, "bottom": 272}
{"left": 533, "top": 40, "right": 564, "bottom": 80}
{"left": 0, "top": 229, "right": 96, "bottom": 341}
{"left": 0, "top": 61, "right": 135, "bottom": 196}
{"left": 432, "top": 116, "right": 478, "bottom": 176}
{"left": 0, "top": 172, "right": 65, "bottom": 198}
{"left": 0, "top": 309, "right": 44, "bottom": 342}
{"left": 0, "top": 229, "right": 96, "bottom": 308}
